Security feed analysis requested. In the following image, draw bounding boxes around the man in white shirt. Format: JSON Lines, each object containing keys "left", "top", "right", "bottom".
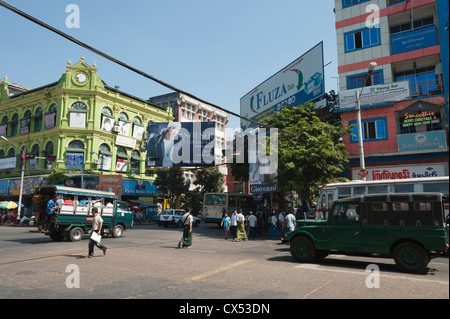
{"left": 247, "top": 211, "right": 258, "bottom": 239}
{"left": 88, "top": 207, "right": 107, "bottom": 258}
{"left": 286, "top": 210, "right": 297, "bottom": 232}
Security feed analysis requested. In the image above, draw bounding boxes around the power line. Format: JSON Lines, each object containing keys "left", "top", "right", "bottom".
{"left": 0, "top": 0, "right": 282, "bottom": 133}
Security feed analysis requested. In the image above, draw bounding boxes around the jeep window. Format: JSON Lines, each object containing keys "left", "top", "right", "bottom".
{"left": 414, "top": 202, "right": 431, "bottom": 211}
{"left": 393, "top": 202, "right": 409, "bottom": 211}
{"left": 333, "top": 204, "right": 347, "bottom": 220}
{"left": 372, "top": 202, "right": 388, "bottom": 211}
{"left": 345, "top": 205, "right": 360, "bottom": 221}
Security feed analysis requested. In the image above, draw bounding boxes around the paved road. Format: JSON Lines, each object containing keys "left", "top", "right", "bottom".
{"left": 0, "top": 223, "right": 448, "bottom": 303}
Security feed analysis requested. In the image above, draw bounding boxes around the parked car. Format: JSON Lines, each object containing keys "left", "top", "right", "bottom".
{"left": 159, "top": 209, "right": 201, "bottom": 228}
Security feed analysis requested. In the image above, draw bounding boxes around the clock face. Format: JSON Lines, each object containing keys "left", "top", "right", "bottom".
{"left": 75, "top": 72, "right": 87, "bottom": 84}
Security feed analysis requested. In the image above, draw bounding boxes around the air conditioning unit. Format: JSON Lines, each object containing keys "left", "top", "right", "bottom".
{"left": 93, "top": 159, "right": 100, "bottom": 164}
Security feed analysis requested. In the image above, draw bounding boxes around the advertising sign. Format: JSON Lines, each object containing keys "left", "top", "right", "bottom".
{"left": 240, "top": 42, "right": 324, "bottom": 130}
{"left": 339, "top": 81, "right": 410, "bottom": 109}
{"left": 146, "top": 122, "right": 215, "bottom": 167}
{"left": 391, "top": 25, "right": 437, "bottom": 55}
{"left": 122, "top": 180, "right": 156, "bottom": 196}
{"left": 98, "top": 175, "right": 122, "bottom": 200}
{"left": 351, "top": 164, "right": 446, "bottom": 181}
{"left": 66, "top": 152, "right": 84, "bottom": 169}
{"left": 397, "top": 131, "right": 447, "bottom": 152}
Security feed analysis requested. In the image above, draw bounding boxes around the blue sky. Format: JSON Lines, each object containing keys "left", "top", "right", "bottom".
{"left": 0, "top": 0, "right": 338, "bottom": 138}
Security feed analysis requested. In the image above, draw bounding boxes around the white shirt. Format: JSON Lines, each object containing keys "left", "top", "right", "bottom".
{"left": 231, "top": 213, "right": 237, "bottom": 226}
{"left": 236, "top": 213, "right": 245, "bottom": 223}
{"left": 181, "top": 213, "right": 193, "bottom": 225}
{"left": 248, "top": 214, "right": 257, "bottom": 227}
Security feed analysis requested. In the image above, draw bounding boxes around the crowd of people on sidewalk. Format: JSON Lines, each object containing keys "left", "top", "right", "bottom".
{"left": 218, "top": 203, "right": 313, "bottom": 242}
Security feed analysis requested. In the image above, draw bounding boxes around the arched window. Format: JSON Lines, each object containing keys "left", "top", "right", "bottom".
{"left": 97, "top": 143, "right": 112, "bottom": 171}
{"left": 130, "top": 150, "right": 142, "bottom": 175}
{"left": 101, "top": 107, "right": 114, "bottom": 132}
{"left": 69, "top": 102, "right": 87, "bottom": 128}
{"left": 45, "top": 104, "right": 57, "bottom": 130}
{"left": 66, "top": 140, "right": 85, "bottom": 169}
{"left": 116, "top": 146, "right": 128, "bottom": 173}
{"left": 132, "top": 116, "right": 144, "bottom": 139}
{"left": 0, "top": 116, "right": 7, "bottom": 137}
{"left": 0, "top": 149, "right": 4, "bottom": 158}
{"left": 21, "top": 110, "right": 31, "bottom": 134}
{"left": 117, "top": 112, "right": 130, "bottom": 136}
{"left": 33, "top": 107, "right": 43, "bottom": 132}
{"left": 10, "top": 113, "right": 19, "bottom": 137}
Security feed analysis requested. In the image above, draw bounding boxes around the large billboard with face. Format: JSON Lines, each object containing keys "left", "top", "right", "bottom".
{"left": 240, "top": 42, "right": 324, "bottom": 130}
{"left": 146, "top": 122, "right": 215, "bottom": 168}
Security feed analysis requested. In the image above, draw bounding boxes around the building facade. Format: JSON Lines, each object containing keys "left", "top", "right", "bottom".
{"left": 0, "top": 57, "right": 173, "bottom": 212}
{"left": 334, "top": 0, "right": 449, "bottom": 180}
{"left": 149, "top": 92, "right": 229, "bottom": 191}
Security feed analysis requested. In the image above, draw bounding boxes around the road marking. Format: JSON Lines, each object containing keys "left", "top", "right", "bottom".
{"left": 182, "top": 259, "right": 254, "bottom": 283}
{"left": 295, "top": 264, "right": 449, "bottom": 285}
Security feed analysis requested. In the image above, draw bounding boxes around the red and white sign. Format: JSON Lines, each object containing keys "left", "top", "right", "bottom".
{"left": 352, "top": 164, "right": 446, "bottom": 181}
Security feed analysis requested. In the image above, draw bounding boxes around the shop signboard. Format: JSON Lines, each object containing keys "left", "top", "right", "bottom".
{"left": 98, "top": 174, "right": 122, "bottom": 200}
{"left": 122, "top": 180, "right": 156, "bottom": 196}
{"left": 339, "top": 81, "right": 410, "bottom": 109}
{"left": 351, "top": 164, "right": 446, "bottom": 181}
{"left": 397, "top": 131, "right": 447, "bottom": 152}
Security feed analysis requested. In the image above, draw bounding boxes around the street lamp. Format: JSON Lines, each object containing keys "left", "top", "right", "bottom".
{"left": 1, "top": 136, "right": 26, "bottom": 220}
{"left": 355, "top": 62, "right": 377, "bottom": 180}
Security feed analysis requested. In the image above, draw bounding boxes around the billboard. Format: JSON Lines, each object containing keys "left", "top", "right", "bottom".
{"left": 146, "top": 122, "right": 215, "bottom": 168}
{"left": 240, "top": 42, "right": 324, "bottom": 130}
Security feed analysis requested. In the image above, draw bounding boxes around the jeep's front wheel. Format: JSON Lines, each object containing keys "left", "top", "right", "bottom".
{"left": 393, "top": 242, "right": 430, "bottom": 274}
{"left": 290, "top": 236, "right": 316, "bottom": 263}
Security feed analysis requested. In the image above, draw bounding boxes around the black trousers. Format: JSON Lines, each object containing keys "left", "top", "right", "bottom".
{"left": 88, "top": 232, "right": 107, "bottom": 256}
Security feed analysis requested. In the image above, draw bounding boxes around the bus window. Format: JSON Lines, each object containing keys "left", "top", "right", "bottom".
{"left": 338, "top": 187, "right": 351, "bottom": 198}
{"left": 353, "top": 186, "right": 366, "bottom": 195}
{"left": 204, "top": 194, "right": 226, "bottom": 206}
{"left": 320, "top": 194, "right": 326, "bottom": 211}
{"left": 229, "top": 196, "right": 236, "bottom": 207}
{"left": 394, "top": 184, "right": 414, "bottom": 193}
{"left": 368, "top": 185, "right": 387, "bottom": 194}
{"left": 423, "top": 182, "right": 449, "bottom": 193}
{"left": 327, "top": 194, "right": 333, "bottom": 210}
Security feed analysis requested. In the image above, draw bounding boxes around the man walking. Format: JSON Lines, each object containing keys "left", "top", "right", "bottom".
{"left": 88, "top": 207, "right": 107, "bottom": 258}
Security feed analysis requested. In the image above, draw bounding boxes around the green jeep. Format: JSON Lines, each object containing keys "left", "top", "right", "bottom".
{"left": 285, "top": 193, "right": 448, "bottom": 273}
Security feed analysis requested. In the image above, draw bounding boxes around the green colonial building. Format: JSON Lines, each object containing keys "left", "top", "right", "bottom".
{"left": 0, "top": 57, "right": 173, "bottom": 216}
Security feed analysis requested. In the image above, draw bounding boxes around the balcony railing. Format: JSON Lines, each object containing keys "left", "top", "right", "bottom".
{"left": 409, "top": 79, "right": 443, "bottom": 98}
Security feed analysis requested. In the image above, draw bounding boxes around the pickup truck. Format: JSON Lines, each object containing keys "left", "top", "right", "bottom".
{"left": 37, "top": 185, "right": 133, "bottom": 242}
{"left": 285, "top": 193, "right": 448, "bottom": 273}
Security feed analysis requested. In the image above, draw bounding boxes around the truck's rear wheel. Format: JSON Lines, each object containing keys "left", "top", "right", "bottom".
{"left": 393, "top": 242, "right": 429, "bottom": 274}
{"left": 68, "top": 227, "right": 84, "bottom": 242}
{"left": 290, "top": 236, "right": 316, "bottom": 263}
{"left": 112, "top": 225, "right": 124, "bottom": 238}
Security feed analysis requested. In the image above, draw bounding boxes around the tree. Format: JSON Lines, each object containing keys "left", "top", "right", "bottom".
{"left": 44, "top": 168, "right": 69, "bottom": 185}
{"left": 194, "top": 167, "right": 224, "bottom": 193}
{"left": 264, "top": 103, "right": 350, "bottom": 202}
{"left": 154, "top": 165, "right": 190, "bottom": 208}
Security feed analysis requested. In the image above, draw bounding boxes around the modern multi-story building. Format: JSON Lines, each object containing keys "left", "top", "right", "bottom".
{"left": 149, "top": 92, "right": 229, "bottom": 190}
{"left": 334, "top": 0, "right": 449, "bottom": 180}
{"left": 0, "top": 57, "right": 173, "bottom": 211}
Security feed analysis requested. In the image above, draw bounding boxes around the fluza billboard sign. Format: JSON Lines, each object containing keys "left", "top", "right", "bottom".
{"left": 146, "top": 122, "right": 215, "bottom": 167}
{"left": 240, "top": 42, "right": 324, "bottom": 130}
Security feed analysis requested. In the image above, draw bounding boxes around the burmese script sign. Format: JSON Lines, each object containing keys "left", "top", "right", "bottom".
{"left": 339, "top": 81, "right": 410, "bottom": 109}
{"left": 351, "top": 164, "right": 446, "bottom": 181}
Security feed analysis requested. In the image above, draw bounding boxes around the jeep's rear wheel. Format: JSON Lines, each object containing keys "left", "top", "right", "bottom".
{"left": 393, "top": 242, "right": 429, "bottom": 274}
{"left": 290, "top": 236, "right": 316, "bottom": 263}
